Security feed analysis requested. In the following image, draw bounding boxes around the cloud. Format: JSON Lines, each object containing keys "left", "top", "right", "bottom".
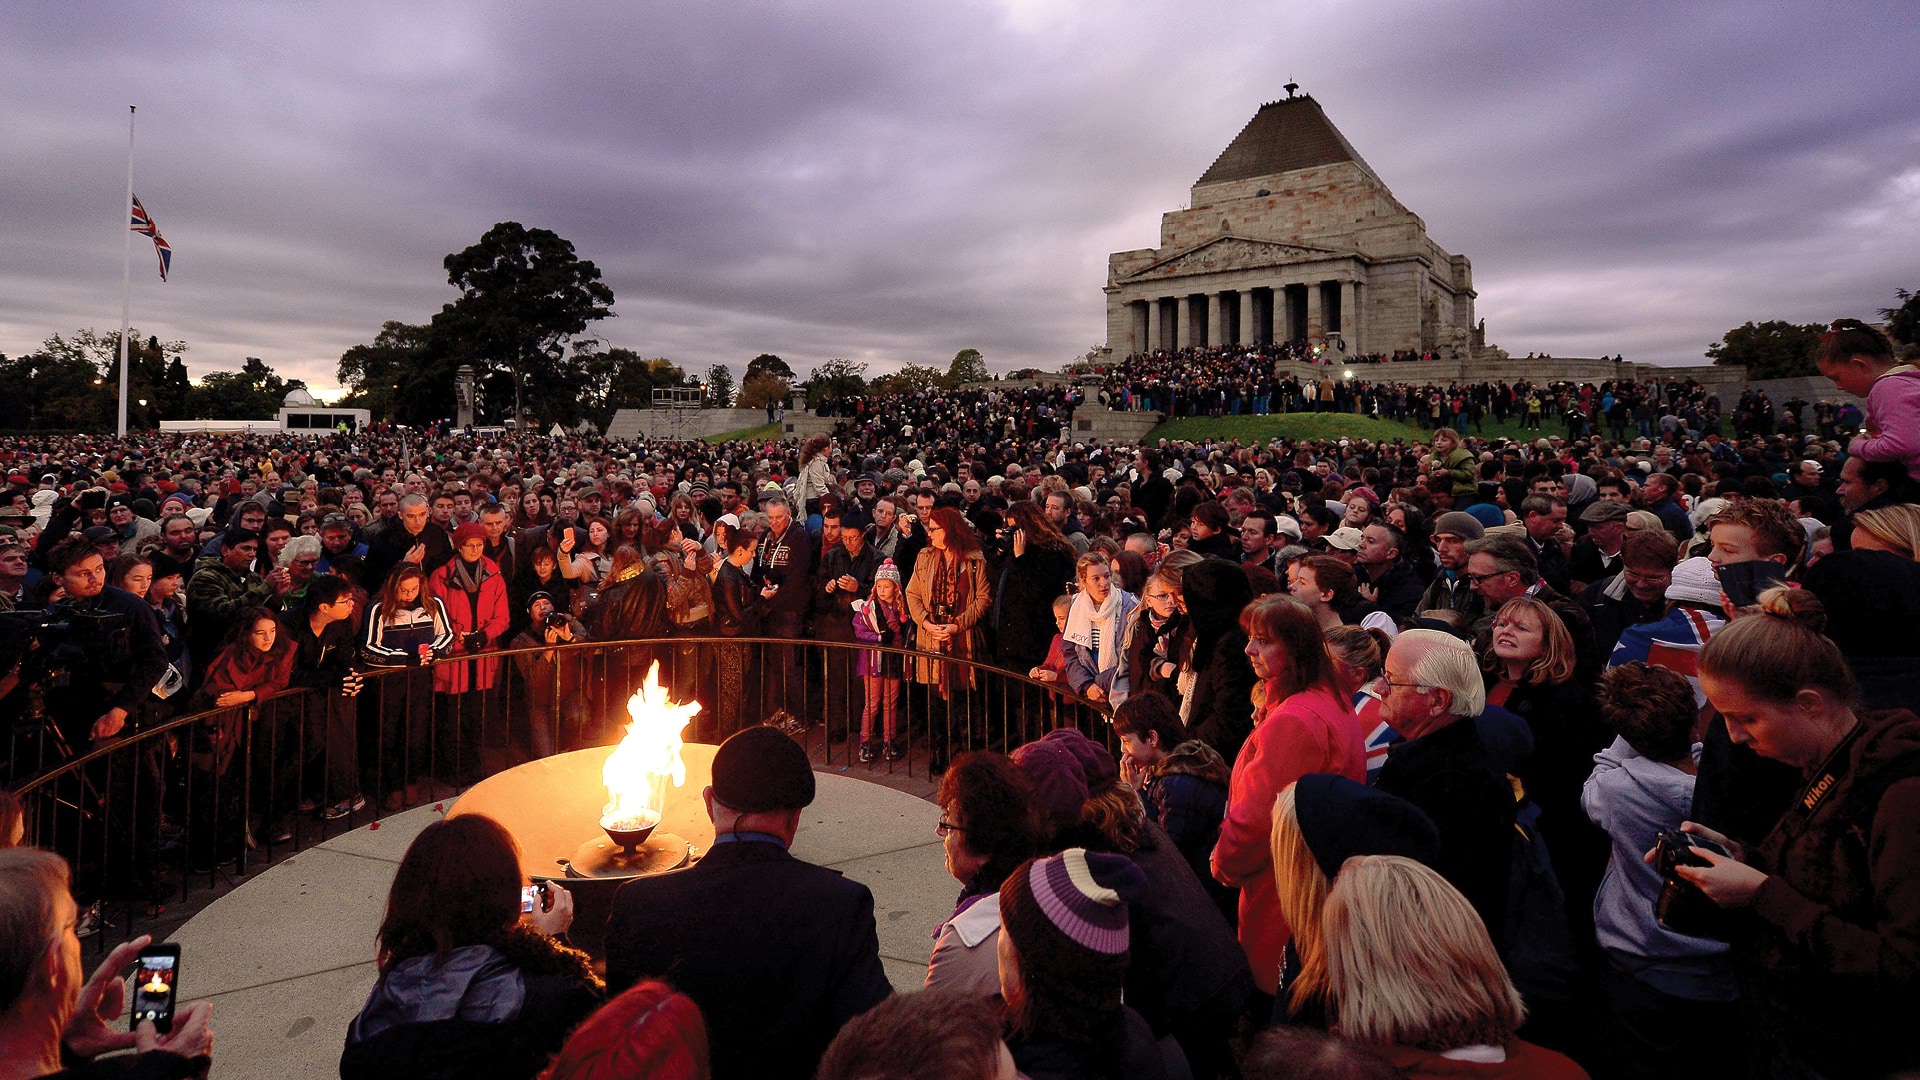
{"left": 0, "top": 0, "right": 1914, "bottom": 405}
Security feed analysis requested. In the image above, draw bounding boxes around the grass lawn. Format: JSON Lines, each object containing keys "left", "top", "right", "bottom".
{"left": 703, "top": 422, "right": 781, "bottom": 444}
{"left": 1150, "top": 412, "right": 1555, "bottom": 445}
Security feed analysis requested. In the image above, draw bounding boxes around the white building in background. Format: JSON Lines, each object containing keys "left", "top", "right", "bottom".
{"left": 277, "top": 388, "right": 369, "bottom": 432}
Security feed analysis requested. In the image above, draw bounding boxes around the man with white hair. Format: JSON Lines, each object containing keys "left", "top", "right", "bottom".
{"left": 0, "top": 848, "right": 214, "bottom": 1078}
{"left": 1373, "top": 629, "right": 1521, "bottom": 942}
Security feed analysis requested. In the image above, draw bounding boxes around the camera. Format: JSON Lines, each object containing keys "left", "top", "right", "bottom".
{"left": 544, "top": 611, "right": 570, "bottom": 631}
{"left": 520, "top": 881, "right": 551, "bottom": 914}
{"left": 1652, "top": 829, "right": 1732, "bottom": 939}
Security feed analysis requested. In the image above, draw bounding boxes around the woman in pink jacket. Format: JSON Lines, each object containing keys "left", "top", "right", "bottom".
{"left": 1209, "top": 594, "right": 1365, "bottom": 1007}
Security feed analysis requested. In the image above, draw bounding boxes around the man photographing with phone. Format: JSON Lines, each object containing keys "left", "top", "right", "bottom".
{"left": 0, "top": 848, "right": 213, "bottom": 1079}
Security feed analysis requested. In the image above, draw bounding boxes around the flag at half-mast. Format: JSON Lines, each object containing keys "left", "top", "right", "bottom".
{"left": 129, "top": 194, "right": 172, "bottom": 281}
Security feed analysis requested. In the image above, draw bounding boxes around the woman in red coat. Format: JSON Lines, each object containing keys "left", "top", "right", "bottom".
{"left": 191, "top": 605, "right": 296, "bottom": 863}
{"left": 1209, "top": 594, "right": 1365, "bottom": 1009}
{"left": 429, "top": 524, "right": 511, "bottom": 784}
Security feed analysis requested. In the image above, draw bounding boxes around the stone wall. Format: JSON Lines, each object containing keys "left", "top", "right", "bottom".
{"left": 605, "top": 408, "right": 771, "bottom": 442}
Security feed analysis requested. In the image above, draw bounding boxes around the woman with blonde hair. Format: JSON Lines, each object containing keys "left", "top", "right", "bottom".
{"left": 1671, "top": 587, "right": 1920, "bottom": 1077}
{"left": 1850, "top": 503, "right": 1920, "bottom": 560}
{"left": 1322, "top": 855, "right": 1587, "bottom": 1077}
{"left": 1269, "top": 777, "right": 1438, "bottom": 1026}
{"left": 1062, "top": 551, "right": 1137, "bottom": 705}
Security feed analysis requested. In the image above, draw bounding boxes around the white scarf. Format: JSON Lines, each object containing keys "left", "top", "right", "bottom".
{"left": 1064, "top": 587, "right": 1123, "bottom": 675}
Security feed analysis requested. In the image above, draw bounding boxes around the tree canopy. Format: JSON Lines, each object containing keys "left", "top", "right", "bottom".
{"left": 947, "top": 348, "right": 988, "bottom": 386}
{"left": 745, "top": 354, "right": 794, "bottom": 383}
{"left": 704, "top": 363, "right": 735, "bottom": 409}
{"left": 1706, "top": 320, "right": 1824, "bottom": 379}
{"left": 434, "top": 222, "right": 614, "bottom": 423}
{"left": 806, "top": 359, "right": 867, "bottom": 405}
{"left": 1880, "top": 288, "right": 1919, "bottom": 348}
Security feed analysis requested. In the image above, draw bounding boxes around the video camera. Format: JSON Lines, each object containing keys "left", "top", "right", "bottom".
{"left": 0, "top": 606, "right": 132, "bottom": 717}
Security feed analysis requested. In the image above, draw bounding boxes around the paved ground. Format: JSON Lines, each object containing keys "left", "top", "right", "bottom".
{"left": 166, "top": 763, "right": 947, "bottom": 1079}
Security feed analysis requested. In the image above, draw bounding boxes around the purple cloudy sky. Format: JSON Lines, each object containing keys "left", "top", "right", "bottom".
{"left": 2, "top": 1, "right": 1915, "bottom": 399}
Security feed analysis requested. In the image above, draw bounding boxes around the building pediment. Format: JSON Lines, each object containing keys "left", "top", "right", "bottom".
{"left": 1121, "top": 235, "right": 1348, "bottom": 282}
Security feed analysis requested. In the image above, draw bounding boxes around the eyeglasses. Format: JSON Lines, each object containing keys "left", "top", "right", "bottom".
{"left": 936, "top": 820, "right": 965, "bottom": 837}
{"left": 1622, "top": 570, "right": 1671, "bottom": 585}
{"left": 1143, "top": 590, "right": 1177, "bottom": 602}
{"left": 1376, "top": 675, "right": 1429, "bottom": 693}
{"left": 1463, "top": 570, "right": 1514, "bottom": 586}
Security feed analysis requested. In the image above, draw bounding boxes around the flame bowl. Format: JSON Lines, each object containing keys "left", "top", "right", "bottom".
{"left": 600, "top": 812, "right": 660, "bottom": 852}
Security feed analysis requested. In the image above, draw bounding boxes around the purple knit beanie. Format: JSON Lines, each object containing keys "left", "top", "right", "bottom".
{"left": 1010, "top": 739, "right": 1089, "bottom": 837}
{"left": 1035, "top": 728, "right": 1118, "bottom": 794}
{"left": 998, "top": 848, "right": 1147, "bottom": 982}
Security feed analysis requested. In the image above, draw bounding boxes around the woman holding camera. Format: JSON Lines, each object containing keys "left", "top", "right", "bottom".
{"left": 1675, "top": 587, "right": 1920, "bottom": 1077}
{"left": 341, "top": 813, "right": 602, "bottom": 1080}
{"left": 510, "top": 592, "right": 589, "bottom": 759}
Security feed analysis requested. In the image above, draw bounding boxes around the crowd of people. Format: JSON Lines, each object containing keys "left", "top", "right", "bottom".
{"left": 2, "top": 315, "right": 1918, "bottom": 1078}
{"left": 1088, "top": 342, "right": 1865, "bottom": 444}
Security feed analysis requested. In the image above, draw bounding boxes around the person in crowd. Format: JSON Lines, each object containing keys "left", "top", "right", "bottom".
{"left": 536, "top": 980, "right": 709, "bottom": 1080}
{"left": 817, "top": 989, "right": 1015, "bottom": 1080}
{"left": 1113, "top": 691, "right": 1229, "bottom": 907}
{"left": 1579, "top": 528, "right": 1678, "bottom": 656}
{"left": 752, "top": 493, "right": 814, "bottom": 716}
{"left": 1848, "top": 502, "right": 1920, "bottom": 559}
{"left": 1518, "top": 495, "right": 1574, "bottom": 595}
{"left": 1427, "top": 427, "right": 1477, "bottom": 503}
{"left": 710, "top": 526, "right": 760, "bottom": 741}
{"left": 428, "top": 523, "right": 511, "bottom": 783}
{"left": 1211, "top": 594, "right": 1363, "bottom": 1011}
{"left": 1353, "top": 522, "right": 1423, "bottom": 624}
{"left": 1415, "top": 510, "right": 1485, "bottom": 619}
{"left": 341, "top": 814, "right": 600, "bottom": 1079}
{"left": 510, "top": 541, "right": 573, "bottom": 637}
{"left": 1799, "top": 547, "right": 1920, "bottom": 710}
{"left": 1121, "top": 565, "right": 1187, "bottom": 709}
{"left": 277, "top": 575, "right": 365, "bottom": 821}
{"left": 924, "top": 750, "right": 1043, "bottom": 996}
{"left": 185, "top": 527, "right": 273, "bottom": 681}
{"left": 0, "top": 849, "right": 215, "bottom": 1080}
{"left": 1479, "top": 595, "right": 1609, "bottom": 947}
{"left": 190, "top": 604, "right": 296, "bottom": 854}
{"left": 1178, "top": 559, "right": 1258, "bottom": 764}
{"left": 1372, "top": 629, "right": 1516, "bottom": 944}
{"left": 1463, "top": 535, "right": 1597, "bottom": 676}
{"left": 1670, "top": 587, "right": 1920, "bottom": 1077}
{"left": 604, "top": 726, "right": 891, "bottom": 1080}
{"left": 1816, "top": 317, "right": 1919, "bottom": 482}
{"left": 1321, "top": 855, "right": 1588, "bottom": 1078}
{"left": 361, "top": 564, "right": 454, "bottom": 810}
{"left": 991, "top": 501, "right": 1077, "bottom": 677}
{"left": 1287, "top": 554, "right": 1361, "bottom": 631}
{"left": 1640, "top": 472, "right": 1693, "bottom": 543}
{"left": 851, "top": 559, "right": 909, "bottom": 762}
{"left": 1322, "top": 625, "right": 1396, "bottom": 782}
{"left": 997, "top": 847, "right": 1183, "bottom": 1079}
{"left": 1582, "top": 662, "right": 1738, "bottom": 1080}
{"left": 905, "top": 506, "right": 990, "bottom": 774}
{"left": 1062, "top": 552, "right": 1136, "bottom": 705}
{"left": 1568, "top": 499, "right": 1630, "bottom": 587}
{"left": 1026, "top": 594, "right": 1075, "bottom": 686}
{"left": 510, "top": 591, "right": 590, "bottom": 759}
{"left": 364, "top": 493, "right": 451, "bottom": 591}
{"left": 1268, "top": 775, "right": 1440, "bottom": 1026}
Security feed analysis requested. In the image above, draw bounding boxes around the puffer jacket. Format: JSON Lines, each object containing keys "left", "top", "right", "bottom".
{"left": 341, "top": 927, "right": 602, "bottom": 1080}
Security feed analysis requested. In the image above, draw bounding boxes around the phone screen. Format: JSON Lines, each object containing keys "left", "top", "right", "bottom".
{"left": 131, "top": 948, "right": 180, "bottom": 1032}
{"left": 521, "top": 885, "right": 540, "bottom": 914}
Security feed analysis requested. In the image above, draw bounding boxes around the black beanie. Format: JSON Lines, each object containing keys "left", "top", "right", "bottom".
{"left": 1294, "top": 774, "right": 1441, "bottom": 881}
{"left": 710, "top": 725, "right": 815, "bottom": 813}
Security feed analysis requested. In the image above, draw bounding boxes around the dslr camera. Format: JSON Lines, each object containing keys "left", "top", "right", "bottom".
{"left": 1652, "top": 829, "right": 1732, "bottom": 940}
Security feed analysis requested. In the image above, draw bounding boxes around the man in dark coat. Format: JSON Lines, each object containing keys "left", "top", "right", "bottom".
{"left": 1354, "top": 522, "right": 1425, "bottom": 626}
{"left": 364, "top": 493, "right": 451, "bottom": 592}
{"left": 604, "top": 727, "right": 891, "bottom": 1080}
{"left": 1373, "top": 630, "right": 1518, "bottom": 948}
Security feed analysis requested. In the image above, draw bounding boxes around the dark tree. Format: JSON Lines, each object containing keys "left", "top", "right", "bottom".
{"left": 806, "top": 359, "right": 867, "bottom": 406}
{"left": 1706, "top": 320, "right": 1824, "bottom": 379}
{"left": 947, "top": 348, "right": 988, "bottom": 386}
{"left": 704, "top": 363, "right": 735, "bottom": 409}
{"left": 1880, "top": 288, "right": 1919, "bottom": 348}
{"left": 745, "top": 353, "right": 794, "bottom": 383}
{"left": 435, "top": 222, "right": 615, "bottom": 423}
{"left": 337, "top": 320, "right": 443, "bottom": 423}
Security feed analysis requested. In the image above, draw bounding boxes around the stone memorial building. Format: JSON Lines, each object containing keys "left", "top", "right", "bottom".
{"left": 1105, "top": 88, "right": 1486, "bottom": 360}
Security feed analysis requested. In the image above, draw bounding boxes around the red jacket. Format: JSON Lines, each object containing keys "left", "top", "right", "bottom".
{"left": 1210, "top": 682, "right": 1364, "bottom": 994}
{"left": 428, "top": 558, "right": 510, "bottom": 694}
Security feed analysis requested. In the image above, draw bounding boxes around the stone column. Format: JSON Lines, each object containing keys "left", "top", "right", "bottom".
{"left": 1339, "top": 280, "right": 1358, "bottom": 352}
{"left": 1146, "top": 298, "right": 1162, "bottom": 352}
{"left": 1133, "top": 301, "right": 1149, "bottom": 355}
{"left": 1305, "top": 281, "right": 1323, "bottom": 340}
{"left": 1175, "top": 296, "right": 1193, "bottom": 350}
{"left": 1206, "top": 293, "right": 1224, "bottom": 349}
{"left": 1238, "top": 291, "right": 1255, "bottom": 346}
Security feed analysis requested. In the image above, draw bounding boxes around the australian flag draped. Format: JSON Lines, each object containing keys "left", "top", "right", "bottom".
{"left": 130, "top": 194, "right": 172, "bottom": 281}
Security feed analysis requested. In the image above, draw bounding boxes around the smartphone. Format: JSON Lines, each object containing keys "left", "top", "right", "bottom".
{"left": 519, "top": 881, "right": 550, "bottom": 915}
{"left": 130, "top": 943, "right": 181, "bottom": 1033}
{"left": 1717, "top": 560, "right": 1788, "bottom": 608}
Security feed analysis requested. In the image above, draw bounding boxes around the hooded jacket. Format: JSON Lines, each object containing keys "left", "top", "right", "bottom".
{"left": 341, "top": 928, "right": 601, "bottom": 1080}
{"left": 1178, "top": 559, "right": 1257, "bottom": 765}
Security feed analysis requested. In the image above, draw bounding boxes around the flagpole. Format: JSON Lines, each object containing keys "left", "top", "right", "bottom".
{"left": 116, "top": 105, "right": 135, "bottom": 438}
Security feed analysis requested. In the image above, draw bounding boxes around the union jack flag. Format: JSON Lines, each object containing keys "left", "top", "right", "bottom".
{"left": 129, "top": 194, "right": 171, "bottom": 281}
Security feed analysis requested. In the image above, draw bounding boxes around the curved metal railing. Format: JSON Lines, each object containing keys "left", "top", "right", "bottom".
{"left": 6, "top": 635, "right": 1109, "bottom": 952}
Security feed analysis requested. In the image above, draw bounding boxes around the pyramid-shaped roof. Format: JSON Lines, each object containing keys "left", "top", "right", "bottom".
{"left": 1196, "top": 93, "right": 1379, "bottom": 188}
